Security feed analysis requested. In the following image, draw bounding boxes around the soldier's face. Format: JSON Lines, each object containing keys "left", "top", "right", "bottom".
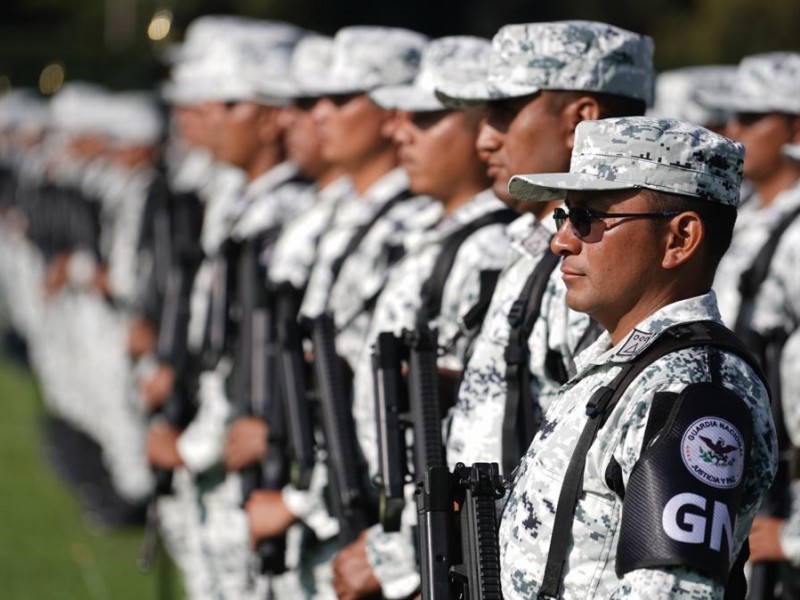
{"left": 214, "top": 101, "right": 265, "bottom": 168}
{"left": 312, "top": 94, "right": 392, "bottom": 170}
{"left": 477, "top": 92, "right": 574, "bottom": 204}
{"left": 551, "top": 189, "right": 669, "bottom": 332}
{"left": 725, "top": 113, "right": 800, "bottom": 181}
{"left": 394, "top": 108, "right": 488, "bottom": 202}
{"left": 281, "top": 100, "right": 329, "bottom": 181}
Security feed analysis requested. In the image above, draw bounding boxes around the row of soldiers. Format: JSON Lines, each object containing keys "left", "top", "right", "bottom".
{"left": 2, "top": 13, "right": 800, "bottom": 600}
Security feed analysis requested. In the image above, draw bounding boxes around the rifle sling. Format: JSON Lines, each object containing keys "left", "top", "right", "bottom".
{"left": 501, "top": 248, "right": 560, "bottom": 475}
{"left": 537, "top": 320, "right": 766, "bottom": 599}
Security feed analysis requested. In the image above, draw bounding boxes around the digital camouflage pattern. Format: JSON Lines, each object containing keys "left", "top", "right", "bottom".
{"left": 436, "top": 20, "right": 654, "bottom": 107}
{"left": 267, "top": 176, "right": 352, "bottom": 289}
{"left": 445, "top": 212, "right": 591, "bottom": 470}
{"left": 509, "top": 117, "right": 745, "bottom": 207}
{"left": 649, "top": 65, "right": 737, "bottom": 127}
{"left": 499, "top": 293, "right": 777, "bottom": 599}
{"left": 300, "top": 26, "right": 428, "bottom": 96}
{"left": 698, "top": 52, "right": 800, "bottom": 115}
{"left": 369, "top": 35, "right": 491, "bottom": 112}
{"left": 323, "top": 170, "right": 442, "bottom": 371}
{"left": 713, "top": 181, "right": 800, "bottom": 326}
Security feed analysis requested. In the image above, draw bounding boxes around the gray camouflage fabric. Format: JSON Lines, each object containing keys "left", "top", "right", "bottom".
{"left": 499, "top": 292, "right": 777, "bottom": 599}
{"left": 370, "top": 36, "right": 491, "bottom": 112}
{"left": 648, "top": 65, "right": 736, "bottom": 127}
{"left": 268, "top": 176, "right": 352, "bottom": 289}
{"left": 509, "top": 117, "right": 745, "bottom": 207}
{"left": 445, "top": 213, "right": 591, "bottom": 469}
{"left": 436, "top": 21, "right": 654, "bottom": 107}
{"left": 300, "top": 26, "right": 428, "bottom": 96}
{"left": 698, "top": 52, "right": 800, "bottom": 115}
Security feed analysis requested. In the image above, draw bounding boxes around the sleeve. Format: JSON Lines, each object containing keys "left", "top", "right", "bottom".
{"left": 781, "top": 329, "right": 800, "bottom": 447}
{"left": 780, "top": 481, "right": 800, "bottom": 565}
{"left": 281, "top": 462, "right": 340, "bottom": 542}
{"left": 364, "top": 484, "right": 420, "bottom": 599}
{"left": 176, "top": 363, "right": 231, "bottom": 474}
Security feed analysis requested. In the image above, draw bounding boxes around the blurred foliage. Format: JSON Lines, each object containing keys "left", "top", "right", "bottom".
{"left": 1, "top": 0, "right": 800, "bottom": 92}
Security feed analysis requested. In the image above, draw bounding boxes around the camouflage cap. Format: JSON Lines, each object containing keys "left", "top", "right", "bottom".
{"left": 369, "top": 36, "right": 491, "bottom": 112}
{"left": 300, "top": 26, "right": 428, "bottom": 96}
{"left": 264, "top": 34, "right": 335, "bottom": 101}
{"left": 162, "top": 19, "right": 304, "bottom": 106}
{"left": 436, "top": 21, "right": 654, "bottom": 107}
{"left": 649, "top": 65, "right": 736, "bottom": 127}
{"left": 698, "top": 52, "right": 800, "bottom": 115}
{"left": 102, "top": 92, "right": 164, "bottom": 148}
{"left": 508, "top": 117, "right": 744, "bottom": 207}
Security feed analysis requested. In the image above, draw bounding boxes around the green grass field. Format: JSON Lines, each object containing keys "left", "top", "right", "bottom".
{"left": 0, "top": 354, "right": 183, "bottom": 600}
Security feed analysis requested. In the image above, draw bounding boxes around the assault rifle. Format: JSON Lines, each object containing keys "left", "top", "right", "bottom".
{"left": 230, "top": 237, "right": 288, "bottom": 575}
{"left": 275, "top": 285, "right": 315, "bottom": 490}
{"left": 373, "top": 326, "right": 447, "bottom": 532}
{"left": 416, "top": 463, "right": 506, "bottom": 600}
{"left": 311, "top": 314, "right": 376, "bottom": 544}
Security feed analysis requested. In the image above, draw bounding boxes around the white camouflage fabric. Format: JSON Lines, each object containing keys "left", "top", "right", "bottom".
{"left": 436, "top": 21, "right": 654, "bottom": 106}
{"left": 509, "top": 117, "right": 745, "bottom": 207}
{"left": 351, "top": 190, "right": 512, "bottom": 597}
{"left": 370, "top": 36, "right": 491, "bottom": 112}
{"left": 499, "top": 293, "right": 777, "bottom": 599}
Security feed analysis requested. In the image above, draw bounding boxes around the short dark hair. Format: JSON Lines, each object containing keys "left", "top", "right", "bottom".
{"left": 545, "top": 90, "right": 648, "bottom": 119}
{"left": 642, "top": 189, "right": 738, "bottom": 274}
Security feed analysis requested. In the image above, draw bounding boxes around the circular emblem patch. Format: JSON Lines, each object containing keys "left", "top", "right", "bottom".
{"left": 681, "top": 417, "right": 745, "bottom": 489}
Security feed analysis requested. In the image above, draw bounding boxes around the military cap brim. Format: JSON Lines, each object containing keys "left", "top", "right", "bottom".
{"left": 369, "top": 85, "right": 444, "bottom": 112}
{"left": 508, "top": 173, "right": 637, "bottom": 202}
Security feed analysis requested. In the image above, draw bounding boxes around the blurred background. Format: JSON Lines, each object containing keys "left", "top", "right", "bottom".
{"left": 1, "top": 1, "right": 799, "bottom": 599}
{"left": 2, "top": 0, "right": 800, "bottom": 94}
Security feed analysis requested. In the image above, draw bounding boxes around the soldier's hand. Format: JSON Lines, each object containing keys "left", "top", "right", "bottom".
{"left": 224, "top": 416, "right": 269, "bottom": 471}
{"left": 245, "top": 490, "right": 297, "bottom": 545}
{"left": 128, "top": 317, "right": 158, "bottom": 358}
{"left": 92, "top": 265, "right": 111, "bottom": 297}
{"left": 44, "top": 253, "right": 70, "bottom": 296}
{"left": 141, "top": 364, "right": 175, "bottom": 412}
{"left": 146, "top": 423, "right": 183, "bottom": 469}
{"left": 749, "top": 516, "right": 787, "bottom": 562}
{"left": 331, "top": 530, "right": 381, "bottom": 600}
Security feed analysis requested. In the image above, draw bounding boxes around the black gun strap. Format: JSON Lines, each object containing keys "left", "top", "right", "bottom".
{"left": 734, "top": 203, "right": 800, "bottom": 339}
{"left": 329, "top": 189, "right": 414, "bottom": 287}
{"left": 537, "top": 320, "right": 766, "bottom": 599}
{"left": 416, "top": 208, "right": 518, "bottom": 326}
{"left": 501, "top": 248, "right": 560, "bottom": 475}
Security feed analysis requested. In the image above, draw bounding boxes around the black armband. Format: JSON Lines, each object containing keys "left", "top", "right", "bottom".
{"left": 616, "top": 382, "right": 753, "bottom": 583}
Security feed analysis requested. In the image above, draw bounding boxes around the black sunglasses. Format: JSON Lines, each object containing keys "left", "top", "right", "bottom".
{"left": 553, "top": 206, "right": 682, "bottom": 239}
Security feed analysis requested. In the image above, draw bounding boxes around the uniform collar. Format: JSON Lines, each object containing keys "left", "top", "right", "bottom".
{"left": 244, "top": 161, "right": 300, "bottom": 200}
{"left": 574, "top": 291, "right": 724, "bottom": 372}
{"left": 360, "top": 167, "right": 409, "bottom": 205}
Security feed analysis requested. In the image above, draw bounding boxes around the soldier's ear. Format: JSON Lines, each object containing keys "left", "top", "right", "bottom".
{"left": 563, "top": 96, "right": 601, "bottom": 152}
{"left": 661, "top": 211, "right": 704, "bottom": 272}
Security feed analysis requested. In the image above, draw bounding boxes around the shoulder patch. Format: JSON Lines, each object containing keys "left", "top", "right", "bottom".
{"left": 681, "top": 417, "right": 746, "bottom": 489}
{"left": 521, "top": 225, "right": 551, "bottom": 257}
{"left": 616, "top": 328, "right": 655, "bottom": 358}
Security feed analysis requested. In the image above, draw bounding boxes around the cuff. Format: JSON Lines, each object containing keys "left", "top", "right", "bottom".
{"left": 365, "top": 523, "right": 420, "bottom": 599}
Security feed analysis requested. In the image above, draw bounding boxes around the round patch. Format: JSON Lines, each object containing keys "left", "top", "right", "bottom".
{"left": 681, "top": 417, "right": 745, "bottom": 489}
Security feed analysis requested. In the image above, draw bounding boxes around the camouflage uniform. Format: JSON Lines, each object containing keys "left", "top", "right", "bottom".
{"left": 500, "top": 117, "right": 777, "bottom": 599}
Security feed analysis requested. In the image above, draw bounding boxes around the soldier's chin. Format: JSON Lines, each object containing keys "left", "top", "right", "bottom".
{"left": 492, "top": 178, "right": 512, "bottom": 203}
